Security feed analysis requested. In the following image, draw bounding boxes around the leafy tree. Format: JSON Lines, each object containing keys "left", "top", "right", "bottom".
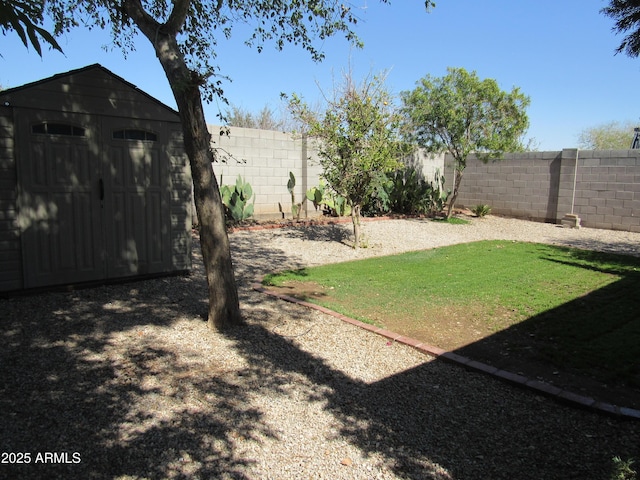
{"left": 1, "top": 0, "right": 62, "bottom": 55}
{"left": 602, "top": 0, "right": 640, "bottom": 58}
{"left": 401, "top": 67, "right": 530, "bottom": 218}
{"left": 224, "top": 104, "right": 287, "bottom": 131}
{"left": 42, "top": 0, "right": 435, "bottom": 330}
{"left": 286, "top": 70, "right": 407, "bottom": 248}
{"left": 577, "top": 120, "right": 639, "bottom": 149}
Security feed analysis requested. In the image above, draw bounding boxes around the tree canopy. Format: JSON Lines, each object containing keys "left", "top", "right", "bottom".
{"left": 401, "top": 67, "right": 530, "bottom": 218}
{"left": 286, "top": 70, "right": 406, "bottom": 247}
{"left": 224, "top": 104, "right": 290, "bottom": 131}
{"left": 602, "top": 0, "right": 640, "bottom": 57}
{"left": 577, "top": 120, "right": 639, "bottom": 150}
{"left": 1, "top": 0, "right": 62, "bottom": 55}
{"left": 47, "top": 0, "right": 435, "bottom": 103}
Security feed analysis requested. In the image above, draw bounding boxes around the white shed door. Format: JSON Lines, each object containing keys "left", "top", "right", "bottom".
{"left": 18, "top": 116, "right": 172, "bottom": 289}
{"left": 18, "top": 114, "right": 105, "bottom": 288}
{"left": 103, "top": 121, "right": 170, "bottom": 278}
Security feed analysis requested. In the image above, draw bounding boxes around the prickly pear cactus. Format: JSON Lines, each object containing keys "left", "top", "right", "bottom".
{"left": 287, "top": 172, "right": 302, "bottom": 220}
{"left": 220, "top": 175, "right": 255, "bottom": 223}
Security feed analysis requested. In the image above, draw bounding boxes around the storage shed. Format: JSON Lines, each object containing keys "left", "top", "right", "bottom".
{"left": 0, "top": 64, "right": 192, "bottom": 293}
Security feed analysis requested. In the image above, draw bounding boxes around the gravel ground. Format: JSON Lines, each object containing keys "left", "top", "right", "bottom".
{"left": 1, "top": 215, "right": 639, "bottom": 480}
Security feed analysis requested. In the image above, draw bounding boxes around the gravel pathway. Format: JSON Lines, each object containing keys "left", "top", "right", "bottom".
{"left": 1, "top": 216, "right": 639, "bottom": 479}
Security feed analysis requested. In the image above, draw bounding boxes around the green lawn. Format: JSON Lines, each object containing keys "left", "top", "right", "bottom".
{"left": 264, "top": 240, "right": 640, "bottom": 393}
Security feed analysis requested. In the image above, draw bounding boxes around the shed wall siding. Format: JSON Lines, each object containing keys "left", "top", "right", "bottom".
{"left": 0, "top": 107, "right": 22, "bottom": 290}
{"left": 1, "top": 67, "right": 178, "bottom": 122}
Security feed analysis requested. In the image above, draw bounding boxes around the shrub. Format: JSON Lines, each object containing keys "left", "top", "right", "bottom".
{"left": 361, "top": 172, "right": 392, "bottom": 216}
{"left": 323, "top": 190, "right": 351, "bottom": 217}
{"left": 368, "top": 166, "right": 450, "bottom": 217}
{"left": 471, "top": 204, "right": 492, "bottom": 217}
{"left": 306, "top": 182, "right": 325, "bottom": 212}
{"left": 611, "top": 457, "right": 637, "bottom": 480}
{"left": 426, "top": 169, "right": 450, "bottom": 216}
{"left": 286, "top": 171, "right": 303, "bottom": 220}
{"left": 387, "top": 166, "right": 431, "bottom": 215}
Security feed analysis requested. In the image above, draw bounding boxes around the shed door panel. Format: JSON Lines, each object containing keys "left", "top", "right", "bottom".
{"left": 104, "top": 122, "right": 171, "bottom": 278}
{"left": 19, "top": 116, "right": 104, "bottom": 288}
{"left": 18, "top": 115, "right": 174, "bottom": 289}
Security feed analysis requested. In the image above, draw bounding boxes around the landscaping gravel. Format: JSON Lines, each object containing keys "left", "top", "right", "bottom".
{"left": 1, "top": 215, "right": 639, "bottom": 479}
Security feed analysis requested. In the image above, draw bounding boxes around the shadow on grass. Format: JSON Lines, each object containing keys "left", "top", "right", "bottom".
{"left": 455, "top": 248, "right": 640, "bottom": 409}
{"left": 1, "top": 231, "right": 638, "bottom": 479}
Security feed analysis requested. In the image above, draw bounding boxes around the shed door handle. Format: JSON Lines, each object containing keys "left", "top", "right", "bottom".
{"left": 99, "top": 178, "right": 104, "bottom": 201}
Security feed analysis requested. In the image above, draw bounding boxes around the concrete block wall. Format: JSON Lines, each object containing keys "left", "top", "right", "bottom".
{"left": 202, "top": 125, "right": 639, "bottom": 232}
{"left": 403, "top": 150, "right": 447, "bottom": 184}
{"left": 209, "top": 125, "right": 323, "bottom": 219}
{"left": 446, "top": 150, "right": 564, "bottom": 223}
{"left": 207, "top": 125, "right": 445, "bottom": 220}
{"left": 448, "top": 149, "right": 640, "bottom": 233}
{"left": 571, "top": 149, "right": 640, "bottom": 232}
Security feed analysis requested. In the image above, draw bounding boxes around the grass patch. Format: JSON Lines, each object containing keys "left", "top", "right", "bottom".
{"left": 431, "top": 216, "right": 470, "bottom": 225}
{"left": 264, "top": 241, "right": 640, "bottom": 403}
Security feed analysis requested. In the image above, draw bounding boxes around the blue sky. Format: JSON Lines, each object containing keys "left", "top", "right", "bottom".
{"left": 1, "top": 0, "right": 638, "bottom": 150}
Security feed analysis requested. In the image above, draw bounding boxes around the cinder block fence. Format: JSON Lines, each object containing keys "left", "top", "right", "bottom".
{"left": 208, "top": 125, "right": 446, "bottom": 220}
{"left": 205, "top": 125, "right": 639, "bottom": 232}
{"left": 446, "top": 149, "right": 640, "bottom": 233}
{"left": 209, "top": 125, "right": 323, "bottom": 219}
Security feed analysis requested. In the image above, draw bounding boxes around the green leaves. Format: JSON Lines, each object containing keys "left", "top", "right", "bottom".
{"left": 0, "top": 0, "right": 62, "bottom": 56}
{"left": 305, "top": 183, "right": 324, "bottom": 210}
{"left": 401, "top": 67, "right": 530, "bottom": 162}
{"left": 577, "top": 120, "right": 638, "bottom": 149}
{"left": 601, "top": 0, "right": 640, "bottom": 58}
{"left": 288, "top": 70, "right": 404, "bottom": 208}
{"left": 42, "top": 0, "right": 411, "bottom": 102}
{"left": 401, "top": 67, "right": 530, "bottom": 216}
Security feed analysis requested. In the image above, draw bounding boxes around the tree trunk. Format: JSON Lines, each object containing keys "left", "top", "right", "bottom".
{"left": 182, "top": 98, "right": 242, "bottom": 330}
{"left": 446, "top": 169, "right": 464, "bottom": 219}
{"left": 351, "top": 204, "right": 362, "bottom": 248}
{"left": 136, "top": 23, "right": 241, "bottom": 330}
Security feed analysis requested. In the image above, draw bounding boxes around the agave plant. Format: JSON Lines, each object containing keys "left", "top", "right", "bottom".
{"left": 471, "top": 204, "right": 492, "bottom": 217}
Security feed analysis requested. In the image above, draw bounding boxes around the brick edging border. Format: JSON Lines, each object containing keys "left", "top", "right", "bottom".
{"left": 253, "top": 283, "right": 640, "bottom": 420}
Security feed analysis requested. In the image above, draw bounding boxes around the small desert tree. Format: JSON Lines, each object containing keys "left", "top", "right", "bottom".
{"left": 401, "top": 67, "right": 530, "bottom": 218}
{"left": 224, "top": 104, "right": 288, "bottom": 131}
{"left": 578, "top": 120, "right": 639, "bottom": 149}
{"left": 286, "top": 71, "right": 406, "bottom": 247}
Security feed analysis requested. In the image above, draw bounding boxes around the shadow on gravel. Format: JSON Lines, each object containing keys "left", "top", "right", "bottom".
{"left": 0, "top": 269, "right": 274, "bottom": 479}
{"left": 279, "top": 222, "right": 353, "bottom": 246}
{"left": 0, "top": 232, "right": 314, "bottom": 480}
{"left": 554, "top": 235, "right": 640, "bottom": 258}
{"left": 223, "top": 315, "right": 640, "bottom": 480}
{"left": 230, "top": 231, "right": 307, "bottom": 285}
{"left": 1, "top": 228, "right": 638, "bottom": 480}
